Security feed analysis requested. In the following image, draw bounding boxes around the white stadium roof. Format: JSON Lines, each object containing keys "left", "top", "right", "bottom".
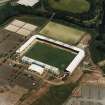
{"left": 17, "top": 0, "right": 39, "bottom": 6}
{"left": 28, "top": 64, "right": 44, "bottom": 75}
{"left": 16, "top": 35, "right": 36, "bottom": 53}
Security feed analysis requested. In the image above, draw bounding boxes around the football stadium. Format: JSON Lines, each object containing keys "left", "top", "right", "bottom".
{"left": 16, "top": 35, "right": 85, "bottom": 75}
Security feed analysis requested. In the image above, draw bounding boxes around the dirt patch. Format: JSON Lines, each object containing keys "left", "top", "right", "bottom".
{"left": 0, "top": 85, "right": 27, "bottom": 105}
{"left": 20, "top": 83, "right": 50, "bottom": 105}
{"left": 0, "top": 29, "right": 24, "bottom": 56}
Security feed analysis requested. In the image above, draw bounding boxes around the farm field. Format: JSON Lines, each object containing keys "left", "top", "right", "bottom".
{"left": 44, "top": 0, "right": 90, "bottom": 13}
{"left": 16, "top": 15, "right": 48, "bottom": 27}
{"left": 0, "top": 29, "right": 24, "bottom": 57}
{"left": 25, "top": 42, "right": 76, "bottom": 70}
{"left": 40, "top": 22, "right": 85, "bottom": 45}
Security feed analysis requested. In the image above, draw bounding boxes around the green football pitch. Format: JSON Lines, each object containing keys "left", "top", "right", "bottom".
{"left": 40, "top": 22, "right": 85, "bottom": 45}
{"left": 46, "top": 0, "right": 90, "bottom": 13}
{"left": 25, "top": 42, "right": 76, "bottom": 70}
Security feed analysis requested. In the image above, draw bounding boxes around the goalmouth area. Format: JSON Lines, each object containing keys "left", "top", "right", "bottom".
{"left": 16, "top": 35, "right": 85, "bottom": 75}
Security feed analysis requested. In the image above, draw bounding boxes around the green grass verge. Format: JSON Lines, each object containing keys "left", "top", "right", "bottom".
{"left": 25, "top": 42, "right": 76, "bottom": 70}
{"left": 47, "top": 0, "right": 90, "bottom": 13}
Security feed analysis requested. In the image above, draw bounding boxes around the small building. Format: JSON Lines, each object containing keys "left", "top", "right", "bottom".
{"left": 28, "top": 64, "right": 44, "bottom": 75}
{"left": 17, "top": 0, "right": 39, "bottom": 7}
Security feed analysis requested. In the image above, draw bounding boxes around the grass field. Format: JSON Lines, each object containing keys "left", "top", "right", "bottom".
{"left": 31, "top": 83, "right": 76, "bottom": 105}
{"left": 40, "top": 22, "right": 85, "bottom": 45}
{"left": 47, "top": 0, "right": 90, "bottom": 13}
{"left": 16, "top": 15, "right": 48, "bottom": 27}
{"left": 25, "top": 42, "right": 76, "bottom": 70}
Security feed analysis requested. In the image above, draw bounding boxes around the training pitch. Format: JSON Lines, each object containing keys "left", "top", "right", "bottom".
{"left": 40, "top": 22, "right": 85, "bottom": 45}
{"left": 25, "top": 42, "right": 76, "bottom": 70}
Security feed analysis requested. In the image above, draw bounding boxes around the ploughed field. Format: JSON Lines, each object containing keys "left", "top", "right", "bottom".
{"left": 25, "top": 42, "right": 76, "bottom": 70}
{"left": 0, "top": 29, "right": 24, "bottom": 57}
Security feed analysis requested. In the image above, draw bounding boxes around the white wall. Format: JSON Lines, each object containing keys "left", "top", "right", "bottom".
{"left": 0, "top": 0, "right": 10, "bottom": 6}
